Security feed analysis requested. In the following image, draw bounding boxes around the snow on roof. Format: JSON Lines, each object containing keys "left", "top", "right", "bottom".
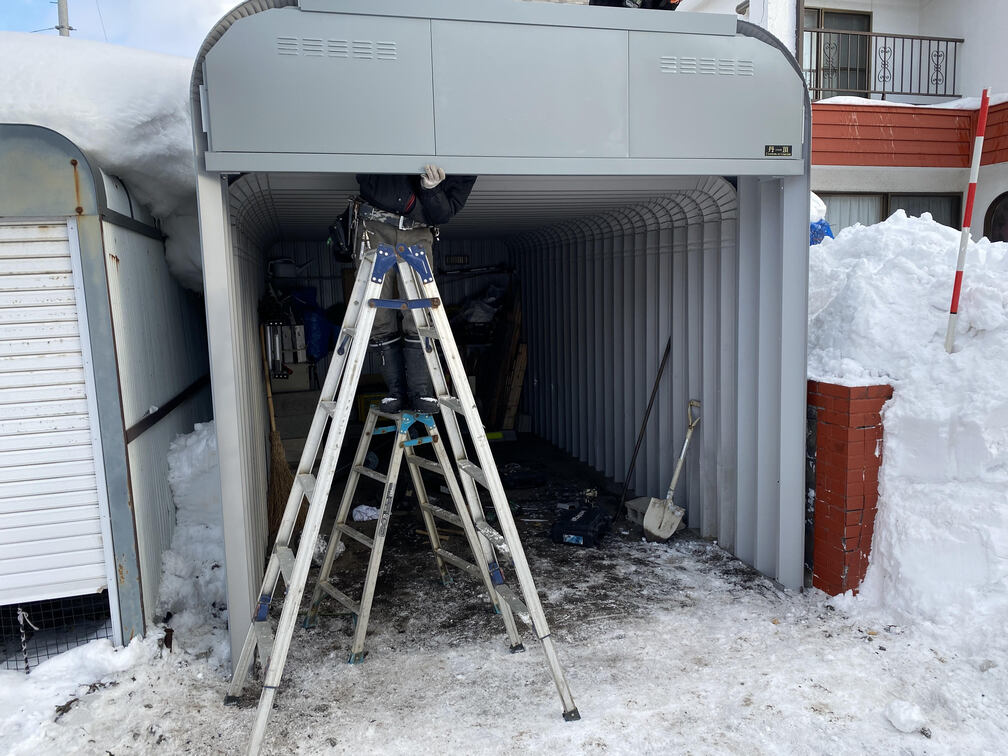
{"left": 0, "top": 32, "right": 203, "bottom": 290}
{"left": 0, "top": 32, "right": 195, "bottom": 217}
{"left": 809, "top": 211, "right": 1008, "bottom": 641}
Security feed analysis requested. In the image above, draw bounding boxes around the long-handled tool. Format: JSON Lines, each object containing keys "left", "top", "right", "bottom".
{"left": 630, "top": 400, "right": 700, "bottom": 541}
{"left": 616, "top": 336, "right": 672, "bottom": 522}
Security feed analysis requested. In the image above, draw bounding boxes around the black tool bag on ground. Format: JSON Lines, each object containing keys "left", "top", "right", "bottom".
{"left": 550, "top": 506, "right": 613, "bottom": 547}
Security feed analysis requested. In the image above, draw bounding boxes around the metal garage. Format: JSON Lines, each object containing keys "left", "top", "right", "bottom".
{"left": 191, "top": 0, "right": 811, "bottom": 662}
{"left": 0, "top": 125, "right": 211, "bottom": 662}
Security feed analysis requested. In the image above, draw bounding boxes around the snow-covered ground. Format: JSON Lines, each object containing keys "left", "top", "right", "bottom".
{"left": 2, "top": 526, "right": 1005, "bottom": 755}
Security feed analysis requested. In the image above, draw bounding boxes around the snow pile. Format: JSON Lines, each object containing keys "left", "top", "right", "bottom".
{"left": 0, "top": 637, "right": 154, "bottom": 750}
{"left": 808, "top": 211, "right": 1008, "bottom": 644}
{"left": 157, "top": 422, "right": 229, "bottom": 668}
{"left": 0, "top": 32, "right": 203, "bottom": 290}
{"left": 809, "top": 191, "right": 827, "bottom": 223}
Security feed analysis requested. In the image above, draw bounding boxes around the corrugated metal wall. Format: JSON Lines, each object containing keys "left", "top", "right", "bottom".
{"left": 102, "top": 222, "right": 212, "bottom": 617}
{"left": 511, "top": 178, "right": 738, "bottom": 540}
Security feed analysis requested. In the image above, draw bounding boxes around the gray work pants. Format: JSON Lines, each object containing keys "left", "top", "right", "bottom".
{"left": 355, "top": 217, "right": 434, "bottom": 342}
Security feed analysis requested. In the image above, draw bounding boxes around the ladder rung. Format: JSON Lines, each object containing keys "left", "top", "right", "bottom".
{"left": 457, "top": 460, "right": 488, "bottom": 487}
{"left": 474, "top": 520, "right": 510, "bottom": 555}
{"left": 423, "top": 503, "right": 462, "bottom": 528}
{"left": 336, "top": 523, "right": 374, "bottom": 549}
{"left": 318, "top": 581, "right": 360, "bottom": 615}
{"left": 353, "top": 465, "right": 388, "bottom": 484}
{"left": 297, "top": 473, "right": 317, "bottom": 503}
{"left": 253, "top": 620, "right": 275, "bottom": 667}
{"left": 406, "top": 455, "right": 444, "bottom": 475}
{"left": 319, "top": 400, "right": 338, "bottom": 417}
{"left": 275, "top": 546, "right": 296, "bottom": 585}
{"left": 438, "top": 395, "right": 463, "bottom": 414}
{"left": 493, "top": 584, "right": 529, "bottom": 617}
{"left": 434, "top": 548, "right": 482, "bottom": 581}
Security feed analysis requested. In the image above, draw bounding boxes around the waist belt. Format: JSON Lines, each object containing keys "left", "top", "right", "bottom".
{"left": 357, "top": 203, "right": 426, "bottom": 231}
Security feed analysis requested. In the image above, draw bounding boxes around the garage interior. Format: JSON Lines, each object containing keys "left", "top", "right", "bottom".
{"left": 193, "top": 0, "right": 810, "bottom": 664}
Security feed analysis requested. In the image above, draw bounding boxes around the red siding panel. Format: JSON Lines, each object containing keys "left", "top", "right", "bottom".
{"left": 812, "top": 103, "right": 976, "bottom": 167}
{"left": 981, "top": 102, "right": 1008, "bottom": 166}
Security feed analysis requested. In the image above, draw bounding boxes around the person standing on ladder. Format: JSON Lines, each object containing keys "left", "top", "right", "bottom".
{"left": 352, "top": 167, "right": 476, "bottom": 415}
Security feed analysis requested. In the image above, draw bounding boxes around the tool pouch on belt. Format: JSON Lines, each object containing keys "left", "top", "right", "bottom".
{"left": 326, "top": 206, "right": 353, "bottom": 262}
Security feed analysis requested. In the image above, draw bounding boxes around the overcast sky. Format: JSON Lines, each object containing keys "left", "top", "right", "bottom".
{"left": 0, "top": 0, "right": 238, "bottom": 58}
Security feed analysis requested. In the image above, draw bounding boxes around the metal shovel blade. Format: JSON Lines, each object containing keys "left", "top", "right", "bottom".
{"left": 642, "top": 498, "right": 685, "bottom": 541}
{"left": 642, "top": 400, "right": 700, "bottom": 542}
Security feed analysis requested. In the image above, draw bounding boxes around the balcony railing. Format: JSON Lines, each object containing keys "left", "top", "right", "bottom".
{"left": 802, "top": 29, "right": 963, "bottom": 101}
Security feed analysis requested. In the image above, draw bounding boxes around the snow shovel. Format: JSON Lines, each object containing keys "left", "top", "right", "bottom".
{"left": 637, "top": 400, "right": 700, "bottom": 541}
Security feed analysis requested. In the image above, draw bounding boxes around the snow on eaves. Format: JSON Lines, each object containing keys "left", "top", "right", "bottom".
{"left": 0, "top": 32, "right": 203, "bottom": 290}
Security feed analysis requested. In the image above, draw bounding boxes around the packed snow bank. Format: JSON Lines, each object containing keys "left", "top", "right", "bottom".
{"left": 0, "top": 636, "right": 155, "bottom": 749}
{"left": 808, "top": 211, "right": 1008, "bottom": 645}
{"left": 810, "top": 191, "right": 827, "bottom": 223}
{"left": 157, "top": 422, "right": 229, "bottom": 669}
{"left": 0, "top": 32, "right": 203, "bottom": 290}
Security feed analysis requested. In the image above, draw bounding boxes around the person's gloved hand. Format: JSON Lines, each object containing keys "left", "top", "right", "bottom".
{"left": 421, "top": 164, "right": 446, "bottom": 189}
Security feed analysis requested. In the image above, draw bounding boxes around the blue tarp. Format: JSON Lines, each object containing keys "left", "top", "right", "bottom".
{"left": 810, "top": 219, "right": 834, "bottom": 245}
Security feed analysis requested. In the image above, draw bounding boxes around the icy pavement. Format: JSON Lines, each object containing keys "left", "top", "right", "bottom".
{"left": 3, "top": 525, "right": 1005, "bottom": 755}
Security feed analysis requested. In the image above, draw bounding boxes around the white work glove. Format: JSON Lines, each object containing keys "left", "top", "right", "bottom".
{"left": 420, "top": 164, "right": 445, "bottom": 189}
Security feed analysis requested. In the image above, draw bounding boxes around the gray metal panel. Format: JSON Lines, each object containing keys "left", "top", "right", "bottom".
{"left": 629, "top": 32, "right": 804, "bottom": 163}
{"left": 204, "top": 9, "right": 435, "bottom": 155}
{"left": 102, "top": 220, "right": 212, "bottom": 616}
{"left": 204, "top": 152, "right": 806, "bottom": 177}
{"left": 432, "top": 21, "right": 628, "bottom": 158}
{"left": 195, "top": 3, "right": 806, "bottom": 176}
{"left": 301, "top": 0, "right": 737, "bottom": 36}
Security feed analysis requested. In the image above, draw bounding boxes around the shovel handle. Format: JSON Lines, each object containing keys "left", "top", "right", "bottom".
{"left": 665, "top": 400, "right": 701, "bottom": 502}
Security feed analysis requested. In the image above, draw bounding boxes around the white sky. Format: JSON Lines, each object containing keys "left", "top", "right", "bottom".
{"left": 0, "top": 0, "right": 239, "bottom": 58}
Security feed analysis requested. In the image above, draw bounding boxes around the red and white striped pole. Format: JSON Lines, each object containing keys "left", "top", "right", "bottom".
{"left": 945, "top": 88, "right": 990, "bottom": 353}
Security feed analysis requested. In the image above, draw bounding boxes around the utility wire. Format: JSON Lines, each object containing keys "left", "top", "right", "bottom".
{"left": 94, "top": 0, "right": 109, "bottom": 41}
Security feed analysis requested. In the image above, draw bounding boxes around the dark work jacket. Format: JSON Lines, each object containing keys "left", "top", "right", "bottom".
{"left": 356, "top": 173, "right": 477, "bottom": 226}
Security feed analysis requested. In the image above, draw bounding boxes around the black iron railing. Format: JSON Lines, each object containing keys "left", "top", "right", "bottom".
{"left": 803, "top": 29, "right": 963, "bottom": 100}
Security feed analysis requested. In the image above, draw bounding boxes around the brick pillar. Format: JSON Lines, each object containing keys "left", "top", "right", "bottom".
{"left": 807, "top": 380, "right": 893, "bottom": 595}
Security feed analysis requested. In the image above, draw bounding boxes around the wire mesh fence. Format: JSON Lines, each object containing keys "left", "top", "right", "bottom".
{"left": 1, "top": 593, "right": 113, "bottom": 674}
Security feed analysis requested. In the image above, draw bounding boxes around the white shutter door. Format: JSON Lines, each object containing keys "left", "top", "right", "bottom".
{"left": 0, "top": 222, "right": 109, "bottom": 603}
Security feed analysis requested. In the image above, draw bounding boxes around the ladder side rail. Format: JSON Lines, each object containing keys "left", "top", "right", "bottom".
{"left": 406, "top": 264, "right": 580, "bottom": 719}
{"left": 425, "top": 435, "right": 525, "bottom": 649}
{"left": 292, "top": 255, "right": 374, "bottom": 478}
{"left": 402, "top": 445, "right": 451, "bottom": 583}
{"left": 397, "top": 260, "right": 499, "bottom": 567}
{"left": 245, "top": 276, "right": 384, "bottom": 753}
{"left": 348, "top": 434, "right": 408, "bottom": 661}
{"left": 306, "top": 408, "right": 381, "bottom": 625}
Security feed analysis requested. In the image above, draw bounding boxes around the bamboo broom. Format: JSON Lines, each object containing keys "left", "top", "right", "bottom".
{"left": 260, "top": 326, "right": 295, "bottom": 543}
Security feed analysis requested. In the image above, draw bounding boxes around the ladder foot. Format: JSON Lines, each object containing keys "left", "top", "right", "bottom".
{"left": 302, "top": 613, "right": 318, "bottom": 630}
{"left": 509, "top": 643, "right": 525, "bottom": 654}
{"left": 563, "top": 708, "right": 581, "bottom": 722}
{"left": 440, "top": 573, "right": 454, "bottom": 586}
{"left": 223, "top": 695, "right": 241, "bottom": 707}
{"left": 348, "top": 651, "right": 367, "bottom": 664}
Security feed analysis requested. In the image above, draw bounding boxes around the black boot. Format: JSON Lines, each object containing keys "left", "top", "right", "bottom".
{"left": 403, "top": 337, "right": 439, "bottom": 414}
{"left": 373, "top": 337, "right": 407, "bottom": 413}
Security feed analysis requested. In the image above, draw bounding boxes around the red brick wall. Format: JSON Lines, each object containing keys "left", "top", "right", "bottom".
{"left": 807, "top": 380, "right": 893, "bottom": 595}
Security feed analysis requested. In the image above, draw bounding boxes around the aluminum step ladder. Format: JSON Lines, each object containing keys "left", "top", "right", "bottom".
{"left": 225, "top": 240, "right": 579, "bottom": 755}
{"left": 302, "top": 407, "right": 525, "bottom": 661}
